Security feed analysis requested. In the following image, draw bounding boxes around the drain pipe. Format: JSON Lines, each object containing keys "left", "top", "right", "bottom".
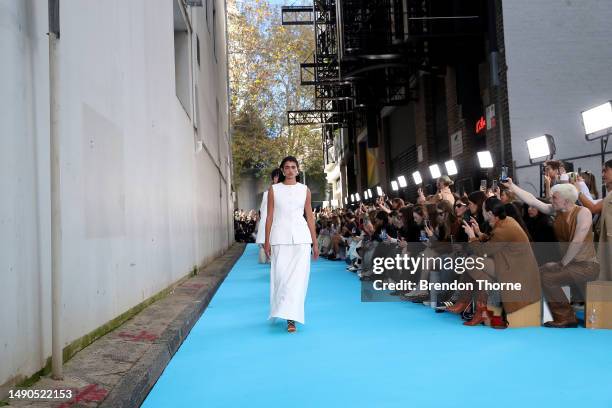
{"left": 49, "top": 0, "right": 63, "bottom": 380}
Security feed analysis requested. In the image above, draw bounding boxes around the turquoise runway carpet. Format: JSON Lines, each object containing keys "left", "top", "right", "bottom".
{"left": 143, "top": 244, "right": 612, "bottom": 408}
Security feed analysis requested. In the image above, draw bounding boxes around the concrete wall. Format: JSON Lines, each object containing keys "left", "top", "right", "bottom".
{"left": 502, "top": 0, "right": 612, "bottom": 195}
{"left": 0, "top": 0, "right": 232, "bottom": 392}
{"left": 236, "top": 172, "right": 269, "bottom": 212}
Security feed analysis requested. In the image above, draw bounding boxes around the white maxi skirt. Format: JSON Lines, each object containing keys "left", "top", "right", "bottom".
{"left": 269, "top": 244, "right": 311, "bottom": 324}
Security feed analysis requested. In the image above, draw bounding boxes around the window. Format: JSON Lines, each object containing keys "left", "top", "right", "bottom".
{"left": 173, "top": 0, "right": 192, "bottom": 117}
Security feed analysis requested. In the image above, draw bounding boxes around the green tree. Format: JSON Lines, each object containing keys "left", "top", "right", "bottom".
{"left": 228, "top": 0, "right": 326, "bottom": 195}
{"left": 231, "top": 104, "right": 275, "bottom": 189}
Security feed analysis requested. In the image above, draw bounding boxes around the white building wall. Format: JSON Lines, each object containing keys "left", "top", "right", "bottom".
{"left": 502, "top": 0, "right": 612, "bottom": 195}
{"left": 0, "top": 0, "right": 232, "bottom": 392}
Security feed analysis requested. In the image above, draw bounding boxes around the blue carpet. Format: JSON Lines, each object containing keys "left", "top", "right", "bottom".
{"left": 143, "top": 244, "right": 612, "bottom": 408}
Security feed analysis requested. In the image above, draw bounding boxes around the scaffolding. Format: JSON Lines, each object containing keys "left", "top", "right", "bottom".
{"left": 283, "top": 0, "right": 487, "bottom": 136}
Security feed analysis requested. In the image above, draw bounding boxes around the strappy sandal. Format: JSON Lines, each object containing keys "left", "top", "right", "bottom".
{"left": 287, "top": 320, "right": 296, "bottom": 333}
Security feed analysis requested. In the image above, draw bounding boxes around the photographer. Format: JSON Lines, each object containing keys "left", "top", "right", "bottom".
{"left": 542, "top": 160, "right": 567, "bottom": 199}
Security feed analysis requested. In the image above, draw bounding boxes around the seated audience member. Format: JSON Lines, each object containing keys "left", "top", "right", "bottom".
{"left": 436, "top": 175, "right": 455, "bottom": 205}
{"left": 500, "top": 188, "right": 517, "bottom": 205}
{"left": 467, "top": 190, "right": 488, "bottom": 233}
{"left": 399, "top": 205, "right": 421, "bottom": 243}
{"left": 372, "top": 211, "right": 398, "bottom": 242}
{"left": 503, "top": 179, "right": 599, "bottom": 328}
{"left": 573, "top": 162, "right": 611, "bottom": 216}
{"left": 523, "top": 199, "right": 561, "bottom": 266}
{"left": 543, "top": 160, "right": 566, "bottom": 199}
{"left": 504, "top": 202, "right": 531, "bottom": 239}
{"left": 390, "top": 197, "right": 405, "bottom": 211}
{"left": 460, "top": 197, "right": 541, "bottom": 327}
{"left": 451, "top": 197, "right": 470, "bottom": 243}
{"left": 579, "top": 170, "right": 599, "bottom": 200}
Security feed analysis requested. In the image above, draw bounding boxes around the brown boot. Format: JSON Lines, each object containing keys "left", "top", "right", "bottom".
{"left": 464, "top": 303, "right": 492, "bottom": 326}
{"left": 463, "top": 291, "right": 489, "bottom": 326}
{"left": 545, "top": 302, "right": 579, "bottom": 328}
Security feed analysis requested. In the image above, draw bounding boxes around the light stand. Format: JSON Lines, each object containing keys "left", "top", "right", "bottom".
{"left": 526, "top": 134, "right": 556, "bottom": 197}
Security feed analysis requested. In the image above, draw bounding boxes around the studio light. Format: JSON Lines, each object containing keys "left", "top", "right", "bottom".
{"left": 477, "top": 151, "right": 494, "bottom": 168}
{"left": 344, "top": 197, "right": 348, "bottom": 204}
{"left": 391, "top": 180, "right": 399, "bottom": 191}
{"left": 526, "top": 134, "right": 555, "bottom": 163}
{"left": 355, "top": 193, "right": 361, "bottom": 201}
{"left": 376, "top": 186, "right": 383, "bottom": 197}
{"left": 429, "top": 164, "right": 441, "bottom": 179}
{"left": 444, "top": 160, "right": 458, "bottom": 176}
{"left": 412, "top": 171, "right": 423, "bottom": 185}
{"left": 397, "top": 175, "right": 407, "bottom": 188}
{"left": 367, "top": 189, "right": 373, "bottom": 199}
{"left": 582, "top": 101, "right": 612, "bottom": 139}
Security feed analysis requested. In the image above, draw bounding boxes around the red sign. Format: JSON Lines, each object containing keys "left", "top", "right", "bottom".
{"left": 475, "top": 116, "right": 486, "bottom": 134}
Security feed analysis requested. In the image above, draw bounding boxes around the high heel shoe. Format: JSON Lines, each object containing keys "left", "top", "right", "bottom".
{"left": 463, "top": 302, "right": 491, "bottom": 326}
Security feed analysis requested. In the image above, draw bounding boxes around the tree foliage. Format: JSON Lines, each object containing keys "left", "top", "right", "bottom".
{"left": 228, "top": 0, "right": 325, "bottom": 194}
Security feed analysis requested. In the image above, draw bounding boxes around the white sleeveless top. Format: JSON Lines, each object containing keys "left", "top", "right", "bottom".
{"left": 269, "top": 182, "right": 312, "bottom": 245}
{"left": 255, "top": 191, "right": 268, "bottom": 244}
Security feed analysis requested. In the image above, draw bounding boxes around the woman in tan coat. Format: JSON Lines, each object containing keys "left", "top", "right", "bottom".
{"left": 460, "top": 197, "right": 541, "bottom": 326}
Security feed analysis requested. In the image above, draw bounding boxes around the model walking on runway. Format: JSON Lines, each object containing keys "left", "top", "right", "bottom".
{"left": 255, "top": 168, "right": 282, "bottom": 263}
{"left": 264, "top": 156, "right": 319, "bottom": 332}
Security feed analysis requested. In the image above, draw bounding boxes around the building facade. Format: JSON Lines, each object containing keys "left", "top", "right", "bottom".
{"left": 284, "top": 0, "right": 612, "bottom": 204}
{"left": 0, "top": 0, "right": 232, "bottom": 395}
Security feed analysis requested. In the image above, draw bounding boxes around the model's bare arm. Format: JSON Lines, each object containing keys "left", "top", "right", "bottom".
{"left": 304, "top": 189, "right": 319, "bottom": 260}
{"left": 264, "top": 186, "right": 274, "bottom": 257}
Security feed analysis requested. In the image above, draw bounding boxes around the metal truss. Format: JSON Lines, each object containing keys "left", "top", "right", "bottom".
{"left": 281, "top": 6, "right": 314, "bottom": 25}
{"left": 287, "top": 110, "right": 339, "bottom": 126}
{"left": 285, "top": 0, "right": 486, "bottom": 130}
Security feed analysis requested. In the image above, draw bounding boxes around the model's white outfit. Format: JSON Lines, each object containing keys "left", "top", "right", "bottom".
{"left": 255, "top": 191, "right": 268, "bottom": 244}
{"left": 268, "top": 182, "right": 312, "bottom": 324}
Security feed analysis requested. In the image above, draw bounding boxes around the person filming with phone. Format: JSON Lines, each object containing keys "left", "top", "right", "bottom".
{"left": 501, "top": 177, "right": 599, "bottom": 328}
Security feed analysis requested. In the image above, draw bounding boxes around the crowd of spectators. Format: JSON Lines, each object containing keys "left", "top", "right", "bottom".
{"left": 234, "top": 209, "right": 258, "bottom": 243}
{"left": 303, "top": 159, "right": 612, "bottom": 329}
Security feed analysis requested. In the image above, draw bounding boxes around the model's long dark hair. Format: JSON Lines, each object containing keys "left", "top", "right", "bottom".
{"left": 484, "top": 197, "right": 507, "bottom": 220}
{"left": 278, "top": 156, "right": 302, "bottom": 183}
